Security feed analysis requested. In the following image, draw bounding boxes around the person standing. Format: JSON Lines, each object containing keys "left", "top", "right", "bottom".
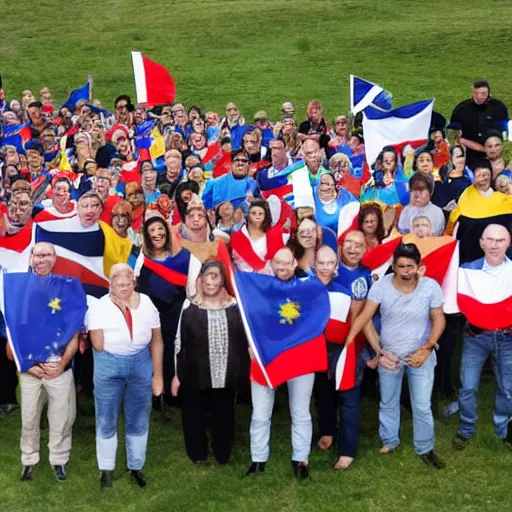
{"left": 19, "top": 242, "right": 81, "bottom": 482}
{"left": 345, "top": 243, "right": 446, "bottom": 469}
{"left": 171, "top": 261, "right": 249, "bottom": 464}
{"left": 88, "top": 264, "right": 164, "bottom": 488}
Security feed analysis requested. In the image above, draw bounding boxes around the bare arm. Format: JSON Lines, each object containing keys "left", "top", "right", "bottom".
{"left": 349, "top": 300, "right": 380, "bottom": 353}
{"left": 345, "top": 299, "right": 380, "bottom": 346}
{"left": 89, "top": 329, "right": 104, "bottom": 352}
{"left": 425, "top": 307, "right": 446, "bottom": 349}
{"left": 458, "top": 137, "right": 485, "bottom": 153}
{"left": 150, "top": 327, "right": 164, "bottom": 396}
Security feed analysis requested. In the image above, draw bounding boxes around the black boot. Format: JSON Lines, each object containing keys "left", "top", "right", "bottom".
{"left": 245, "top": 462, "right": 265, "bottom": 476}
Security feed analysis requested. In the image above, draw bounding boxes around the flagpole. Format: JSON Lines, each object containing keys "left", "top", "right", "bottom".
{"left": 87, "top": 75, "right": 93, "bottom": 102}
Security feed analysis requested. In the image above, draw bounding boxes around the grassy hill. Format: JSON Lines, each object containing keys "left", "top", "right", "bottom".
{"left": 1, "top": 1, "right": 512, "bottom": 511}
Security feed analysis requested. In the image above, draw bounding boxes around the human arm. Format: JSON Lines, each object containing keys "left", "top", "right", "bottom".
{"left": 40, "top": 333, "right": 79, "bottom": 379}
{"left": 89, "top": 330, "right": 104, "bottom": 352}
{"left": 150, "top": 327, "right": 164, "bottom": 396}
{"left": 458, "top": 136, "right": 485, "bottom": 153}
{"left": 349, "top": 299, "right": 380, "bottom": 354}
{"left": 171, "top": 300, "right": 190, "bottom": 397}
{"left": 345, "top": 299, "right": 380, "bottom": 347}
{"left": 407, "top": 307, "right": 446, "bottom": 368}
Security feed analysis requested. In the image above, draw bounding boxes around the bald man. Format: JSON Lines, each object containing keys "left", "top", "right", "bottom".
{"left": 453, "top": 224, "right": 512, "bottom": 450}
{"left": 19, "top": 242, "right": 80, "bottom": 482}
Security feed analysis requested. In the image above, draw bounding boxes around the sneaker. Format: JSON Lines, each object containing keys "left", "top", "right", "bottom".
{"left": 53, "top": 465, "right": 67, "bottom": 482}
{"left": 20, "top": 465, "right": 33, "bottom": 481}
{"left": 452, "top": 433, "right": 470, "bottom": 451}
{"left": 420, "top": 450, "right": 446, "bottom": 469}
{"left": 245, "top": 462, "right": 265, "bottom": 476}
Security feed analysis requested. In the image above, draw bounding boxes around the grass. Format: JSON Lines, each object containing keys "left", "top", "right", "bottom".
{"left": 2, "top": 0, "right": 512, "bottom": 510}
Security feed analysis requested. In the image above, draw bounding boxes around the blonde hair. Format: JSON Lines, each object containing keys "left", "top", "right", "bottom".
{"left": 109, "top": 263, "right": 135, "bottom": 282}
{"left": 329, "top": 152, "right": 351, "bottom": 168}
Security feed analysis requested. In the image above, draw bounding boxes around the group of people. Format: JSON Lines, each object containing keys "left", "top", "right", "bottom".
{"left": 0, "top": 76, "right": 511, "bottom": 487}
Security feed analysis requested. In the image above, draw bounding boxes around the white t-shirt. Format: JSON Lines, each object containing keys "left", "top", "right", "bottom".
{"left": 87, "top": 293, "right": 161, "bottom": 355}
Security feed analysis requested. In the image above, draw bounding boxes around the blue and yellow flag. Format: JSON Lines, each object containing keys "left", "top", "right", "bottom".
{"left": 0, "top": 272, "right": 88, "bottom": 372}
{"left": 234, "top": 272, "right": 330, "bottom": 387}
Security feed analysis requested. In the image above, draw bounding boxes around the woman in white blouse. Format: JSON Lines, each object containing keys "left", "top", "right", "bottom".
{"left": 88, "top": 264, "right": 164, "bottom": 489}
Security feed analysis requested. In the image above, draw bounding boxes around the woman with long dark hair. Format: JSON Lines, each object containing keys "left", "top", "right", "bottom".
{"left": 358, "top": 202, "right": 386, "bottom": 249}
{"left": 287, "top": 215, "right": 323, "bottom": 278}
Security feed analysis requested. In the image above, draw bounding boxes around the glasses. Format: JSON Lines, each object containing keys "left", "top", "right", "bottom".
{"left": 233, "top": 159, "right": 249, "bottom": 164}
{"left": 32, "top": 252, "right": 53, "bottom": 260}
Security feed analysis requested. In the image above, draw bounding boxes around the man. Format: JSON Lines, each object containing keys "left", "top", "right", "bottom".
{"left": 282, "top": 102, "right": 295, "bottom": 118}
{"left": 77, "top": 191, "right": 103, "bottom": 229}
{"left": 242, "top": 129, "right": 268, "bottom": 175}
{"left": 246, "top": 247, "right": 316, "bottom": 479}
{"left": 253, "top": 111, "right": 273, "bottom": 148}
{"left": 3, "top": 192, "right": 33, "bottom": 236}
{"left": 298, "top": 100, "right": 330, "bottom": 149}
{"left": 26, "top": 101, "right": 47, "bottom": 135}
{"left": 159, "top": 149, "right": 183, "bottom": 198}
{"left": 140, "top": 161, "right": 161, "bottom": 207}
{"left": 446, "top": 158, "right": 512, "bottom": 264}
{"left": 25, "top": 139, "right": 45, "bottom": 179}
{"left": 483, "top": 132, "right": 508, "bottom": 181}
{"left": 397, "top": 172, "right": 445, "bottom": 236}
{"left": 221, "top": 102, "right": 246, "bottom": 150}
{"left": 171, "top": 103, "right": 188, "bottom": 135}
{"left": 453, "top": 225, "right": 512, "bottom": 450}
{"left": 411, "top": 216, "right": 433, "bottom": 239}
{"left": 450, "top": 78, "right": 509, "bottom": 168}
{"left": 36, "top": 175, "right": 76, "bottom": 220}
{"left": 314, "top": 242, "right": 376, "bottom": 470}
{"left": 114, "top": 95, "right": 133, "bottom": 126}
{"left": 202, "top": 149, "right": 260, "bottom": 212}
{"left": 19, "top": 242, "right": 80, "bottom": 482}
{"left": 256, "top": 137, "right": 293, "bottom": 191}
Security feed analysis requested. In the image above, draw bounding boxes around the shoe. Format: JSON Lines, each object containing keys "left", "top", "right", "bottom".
{"left": 504, "top": 421, "right": 512, "bottom": 446}
{"left": 292, "top": 460, "right": 310, "bottom": 480}
{"left": 100, "top": 470, "right": 113, "bottom": 488}
{"left": 245, "top": 462, "right": 265, "bottom": 476}
{"left": 452, "top": 433, "right": 470, "bottom": 451}
{"left": 420, "top": 450, "right": 446, "bottom": 469}
{"left": 53, "top": 465, "right": 67, "bottom": 482}
{"left": 20, "top": 465, "right": 33, "bottom": 481}
{"left": 130, "top": 470, "right": 146, "bottom": 488}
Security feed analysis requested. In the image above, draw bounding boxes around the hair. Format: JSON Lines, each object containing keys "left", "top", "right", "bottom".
{"left": 287, "top": 216, "right": 321, "bottom": 260}
{"left": 231, "top": 148, "right": 249, "bottom": 162}
{"left": 109, "top": 262, "right": 135, "bottom": 281}
{"left": 450, "top": 144, "right": 465, "bottom": 159}
{"left": 198, "top": 259, "right": 226, "bottom": 285}
{"left": 164, "top": 148, "right": 182, "bottom": 161}
{"left": 409, "top": 171, "right": 434, "bottom": 195}
{"left": 473, "top": 77, "right": 490, "bottom": 90}
{"left": 173, "top": 180, "right": 200, "bottom": 221}
{"left": 392, "top": 242, "right": 422, "bottom": 266}
{"left": 483, "top": 130, "right": 503, "bottom": 145}
{"left": 412, "top": 215, "right": 432, "bottom": 226}
{"left": 374, "top": 145, "right": 398, "bottom": 170}
{"left": 247, "top": 199, "right": 272, "bottom": 232}
{"left": 31, "top": 241, "right": 56, "bottom": 256}
{"left": 242, "top": 129, "right": 262, "bottom": 146}
{"left": 412, "top": 149, "right": 434, "bottom": 172}
{"left": 328, "top": 152, "right": 351, "bottom": 170}
{"left": 318, "top": 172, "right": 337, "bottom": 187}
{"left": 142, "top": 216, "right": 172, "bottom": 257}
{"left": 358, "top": 202, "right": 385, "bottom": 243}
{"left": 307, "top": 99, "right": 323, "bottom": 112}
{"left": 472, "top": 158, "right": 493, "bottom": 174}
{"left": 78, "top": 190, "right": 104, "bottom": 207}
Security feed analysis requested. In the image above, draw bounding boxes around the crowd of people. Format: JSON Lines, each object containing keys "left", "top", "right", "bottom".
{"left": 0, "top": 77, "right": 511, "bottom": 487}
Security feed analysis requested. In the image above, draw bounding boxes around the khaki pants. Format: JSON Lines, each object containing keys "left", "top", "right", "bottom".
{"left": 20, "top": 369, "right": 77, "bottom": 466}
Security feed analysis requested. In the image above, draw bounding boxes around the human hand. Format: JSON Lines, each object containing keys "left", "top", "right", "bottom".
{"left": 406, "top": 346, "right": 431, "bottom": 368}
{"left": 39, "top": 362, "right": 63, "bottom": 379}
{"left": 27, "top": 365, "right": 45, "bottom": 379}
{"left": 366, "top": 357, "right": 378, "bottom": 370}
{"left": 378, "top": 349, "right": 399, "bottom": 371}
{"left": 152, "top": 375, "right": 164, "bottom": 397}
{"left": 170, "top": 376, "right": 180, "bottom": 397}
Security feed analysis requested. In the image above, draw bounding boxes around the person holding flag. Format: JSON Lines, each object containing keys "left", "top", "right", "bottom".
{"left": 1, "top": 242, "right": 87, "bottom": 482}
{"left": 452, "top": 224, "right": 512, "bottom": 450}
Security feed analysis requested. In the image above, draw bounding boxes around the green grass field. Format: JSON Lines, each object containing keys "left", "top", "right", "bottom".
{"left": 2, "top": 1, "right": 512, "bottom": 510}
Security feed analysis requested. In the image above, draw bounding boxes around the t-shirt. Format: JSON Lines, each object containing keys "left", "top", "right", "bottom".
{"left": 367, "top": 274, "right": 444, "bottom": 357}
{"left": 397, "top": 202, "right": 446, "bottom": 236}
{"left": 87, "top": 293, "right": 161, "bottom": 355}
{"left": 334, "top": 263, "right": 372, "bottom": 301}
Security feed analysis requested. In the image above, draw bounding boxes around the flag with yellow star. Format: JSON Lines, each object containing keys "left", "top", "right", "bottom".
{"left": 234, "top": 271, "right": 330, "bottom": 388}
{"left": 0, "top": 271, "right": 88, "bottom": 372}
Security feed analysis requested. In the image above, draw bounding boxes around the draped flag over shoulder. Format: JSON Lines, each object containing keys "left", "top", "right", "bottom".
{"left": 34, "top": 217, "right": 132, "bottom": 297}
{"left": 234, "top": 272, "right": 330, "bottom": 388}
{"left": 0, "top": 271, "right": 87, "bottom": 372}
{"left": 363, "top": 100, "right": 435, "bottom": 168}
{"left": 132, "top": 52, "right": 176, "bottom": 106}
{"left": 350, "top": 75, "right": 392, "bottom": 115}
{"left": 61, "top": 76, "right": 92, "bottom": 111}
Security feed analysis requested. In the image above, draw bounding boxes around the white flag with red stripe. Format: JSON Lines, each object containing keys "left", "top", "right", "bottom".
{"left": 131, "top": 52, "right": 176, "bottom": 106}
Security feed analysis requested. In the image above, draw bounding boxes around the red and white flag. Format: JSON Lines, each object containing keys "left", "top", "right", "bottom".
{"left": 131, "top": 52, "right": 176, "bottom": 106}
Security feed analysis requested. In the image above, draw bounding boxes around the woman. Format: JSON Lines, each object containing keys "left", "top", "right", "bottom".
{"left": 125, "top": 182, "right": 145, "bottom": 233}
{"left": 136, "top": 217, "right": 200, "bottom": 398}
{"left": 496, "top": 171, "right": 512, "bottom": 195}
{"left": 88, "top": 264, "right": 164, "bottom": 488}
{"left": 413, "top": 149, "right": 436, "bottom": 177}
{"left": 357, "top": 202, "right": 386, "bottom": 249}
{"left": 230, "top": 200, "right": 285, "bottom": 274}
{"left": 215, "top": 200, "right": 243, "bottom": 235}
{"left": 432, "top": 144, "right": 473, "bottom": 211}
{"left": 328, "top": 115, "right": 349, "bottom": 152}
{"left": 314, "top": 172, "right": 359, "bottom": 251}
{"left": 111, "top": 199, "right": 140, "bottom": 248}
{"left": 140, "top": 160, "right": 161, "bottom": 207}
{"left": 188, "top": 166, "right": 206, "bottom": 195}
{"left": 171, "top": 261, "right": 249, "bottom": 464}
{"left": 172, "top": 180, "right": 200, "bottom": 226}
{"left": 328, "top": 153, "right": 362, "bottom": 195}
{"left": 287, "top": 216, "right": 322, "bottom": 278}
{"left": 345, "top": 243, "right": 446, "bottom": 469}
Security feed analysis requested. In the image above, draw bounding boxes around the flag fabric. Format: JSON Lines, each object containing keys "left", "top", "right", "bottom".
{"left": 0, "top": 271, "right": 87, "bottom": 372}
{"left": 325, "top": 282, "right": 352, "bottom": 344}
{"left": 361, "top": 237, "right": 402, "bottom": 281}
{"left": 0, "top": 222, "right": 34, "bottom": 272}
{"left": 456, "top": 258, "right": 512, "bottom": 331}
{"left": 0, "top": 122, "right": 32, "bottom": 152}
{"left": 350, "top": 75, "right": 393, "bottom": 115}
{"left": 131, "top": 52, "right": 176, "bottom": 106}
{"left": 61, "top": 77, "right": 92, "bottom": 111}
{"left": 34, "top": 217, "right": 132, "bottom": 297}
{"left": 362, "top": 99, "right": 435, "bottom": 168}
{"left": 136, "top": 125, "right": 166, "bottom": 172}
{"left": 234, "top": 272, "right": 330, "bottom": 388}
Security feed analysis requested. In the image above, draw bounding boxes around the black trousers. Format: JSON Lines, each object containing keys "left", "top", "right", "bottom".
{"left": 74, "top": 345, "right": 94, "bottom": 397}
{"left": 180, "top": 387, "right": 236, "bottom": 464}
{"left": 0, "top": 339, "right": 18, "bottom": 405}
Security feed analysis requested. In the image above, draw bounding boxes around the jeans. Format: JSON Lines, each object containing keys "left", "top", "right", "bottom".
{"left": 250, "top": 373, "right": 315, "bottom": 463}
{"left": 458, "top": 330, "right": 512, "bottom": 439}
{"left": 378, "top": 351, "right": 436, "bottom": 455}
{"left": 94, "top": 347, "right": 153, "bottom": 471}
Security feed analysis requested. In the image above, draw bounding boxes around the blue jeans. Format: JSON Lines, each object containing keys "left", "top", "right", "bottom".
{"left": 458, "top": 330, "right": 512, "bottom": 439}
{"left": 378, "top": 352, "right": 436, "bottom": 455}
{"left": 250, "top": 373, "right": 315, "bottom": 463}
{"left": 94, "top": 347, "right": 153, "bottom": 471}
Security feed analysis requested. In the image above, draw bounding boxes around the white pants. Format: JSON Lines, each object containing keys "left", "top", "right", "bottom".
{"left": 20, "top": 369, "right": 76, "bottom": 466}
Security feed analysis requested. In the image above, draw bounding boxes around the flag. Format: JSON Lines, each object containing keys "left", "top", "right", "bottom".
{"left": 34, "top": 217, "right": 132, "bottom": 297}
{"left": 136, "top": 125, "right": 166, "bottom": 172}
{"left": 363, "top": 99, "right": 435, "bottom": 168}
{"left": 234, "top": 271, "right": 330, "bottom": 388}
{"left": 350, "top": 75, "right": 393, "bottom": 115}
{"left": 61, "top": 76, "right": 92, "bottom": 111}
{"left": 131, "top": 52, "right": 176, "bottom": 106}
{"left": 361, "top": 237, "right": 402, "bottom": 281}
{"left": 0, "top": 222, "right": 33, "bottom": 272}
{"left": 0, "top": 271, "right": 87, "bottom": 372}
{"left": 457, "top": 258, "right": 512, "bottom": 331}
{"left": 0, "top": 123, "right": 32, "bottom": 152}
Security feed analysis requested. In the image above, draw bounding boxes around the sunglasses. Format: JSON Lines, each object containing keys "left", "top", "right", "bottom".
{"left": 233, "top": 158, "right": 249, "bottom": 164}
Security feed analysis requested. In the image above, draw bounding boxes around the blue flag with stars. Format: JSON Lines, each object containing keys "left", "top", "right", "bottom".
{"left": 0, "top": 271, "right": 88, "bottom": 372}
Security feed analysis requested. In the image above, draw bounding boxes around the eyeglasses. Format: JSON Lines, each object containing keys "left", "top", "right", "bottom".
{"left": 233, "top": 159, "right": 249, "bottom": 164}
{"left": 32, "top": 252, "right": 54, "bottom": 260}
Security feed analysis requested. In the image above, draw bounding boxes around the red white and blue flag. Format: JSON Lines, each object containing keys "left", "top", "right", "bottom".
{"left": 350, "top": 75, "right": 393, "bottom": 115}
